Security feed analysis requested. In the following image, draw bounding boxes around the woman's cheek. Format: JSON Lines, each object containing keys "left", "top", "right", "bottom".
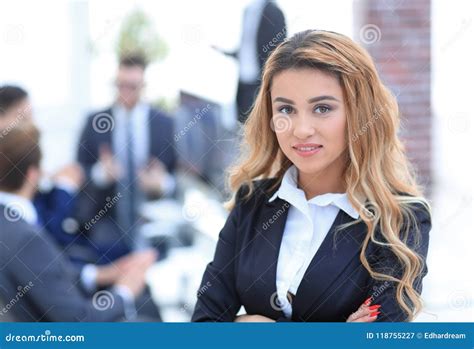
{"left": 276, "top": 132, "right": 290, "bottom": 153}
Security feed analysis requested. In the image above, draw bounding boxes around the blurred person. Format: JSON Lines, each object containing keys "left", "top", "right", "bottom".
{"left": 192, "top": 30, "right": 431, "bottom": 322}
{"left": 0, "top": 123, "right": 161, "bottom": 321}
{"left": 214, "top": 0, "right": 286, "bottom": 123}
{"left": 0, "top": 85, "right": 122, "bottom": 265}
{"left": 0, "top": 85, "right": 33, "bottom": 125}
{"left": 77, "top": 53, "right": 177, "bottom": 261}
{"left": 0, "top": 85, "right": 88, "bottom": 262}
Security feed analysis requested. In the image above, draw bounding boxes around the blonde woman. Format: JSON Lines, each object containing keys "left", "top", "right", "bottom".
{"left": 192, "top": 30, "right": 431, "bottom": 322}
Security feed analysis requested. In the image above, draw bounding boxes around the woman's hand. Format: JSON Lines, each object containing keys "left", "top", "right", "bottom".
{"left": 346, "top": 297, "right": 381, "bottom": 322}
{"left": 234, "top": 314, "right": 276, "bottom": 322}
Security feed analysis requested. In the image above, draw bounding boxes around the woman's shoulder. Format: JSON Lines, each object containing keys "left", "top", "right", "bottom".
{"left": 370, "top": 193, "right": 432, "bottom": 249}
{"left": 235, "top": 178, "right": 280, "bottom": 205}
{"left": 394, "top": 192, "right": 431, "bottom": 223}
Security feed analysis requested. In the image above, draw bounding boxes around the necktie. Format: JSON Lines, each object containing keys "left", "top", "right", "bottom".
{"left": 118, "top": 113, "right": 137, "bottom": 245}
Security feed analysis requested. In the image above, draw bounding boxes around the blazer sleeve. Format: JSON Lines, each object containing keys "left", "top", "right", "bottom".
{"left": 8, "top": 228, "right": 126, "bottom": 322}
{"left": 149, "top": 111, "right": 177, "bottom": 175}
{"left": 191, "top": 191, "right": 244, "bottom": 322}
{"left": 366, "top": 202, "right": 432, "bottom": 322}
{"left": 257, "top": 3, "right": 287, "bottom": 70}
{"left": 159, "top": 114, "right": 177, "bottom": 174}
{"left": 33, "top": 187, "right": 78, "bottom": 246}
{"left": 77, "top": 114, "right": 99, "bottom": 179}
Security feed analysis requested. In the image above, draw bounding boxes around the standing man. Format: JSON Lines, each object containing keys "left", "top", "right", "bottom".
{"left": 215, "top": 0, "right": 286, "bottom": 123}
{"left": 77, "top": 53, "right": 177, "bottom": 261}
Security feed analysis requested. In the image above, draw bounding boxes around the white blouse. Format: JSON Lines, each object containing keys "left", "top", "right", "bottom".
{"left": 269, "top": 166, "right": 360, "bottom": 318}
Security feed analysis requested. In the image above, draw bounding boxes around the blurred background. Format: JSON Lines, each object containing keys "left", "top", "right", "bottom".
{"left": 0, "top": 0, "right": 472, "bottom": 322}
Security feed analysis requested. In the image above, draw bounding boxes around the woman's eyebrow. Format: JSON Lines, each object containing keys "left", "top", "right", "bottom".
{"left": 307, "top": 95, "right": 340, "bottom": 103}
{"left": 273, "top": 95, "right": 341, "bottom": 104}
{"left": 273, "top": 97, "right": 294, "bottom": 104}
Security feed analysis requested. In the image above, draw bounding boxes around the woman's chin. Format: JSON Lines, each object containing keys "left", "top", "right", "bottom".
{"left": 292, "top": 161, "right": 326, "bottom": 177}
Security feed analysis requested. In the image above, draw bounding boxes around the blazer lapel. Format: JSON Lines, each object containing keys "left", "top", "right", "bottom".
{"left": 97, "top": 107, "right": 114, "bottom": 147}
{"left": 251, "top": 197, "right": 290, "bottom": 318}
{"left": 293, "top": 210, "right": 367, "bottom": 321}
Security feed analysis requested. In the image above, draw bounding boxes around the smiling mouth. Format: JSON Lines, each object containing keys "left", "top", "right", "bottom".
{"left": 292, "top": 144, "right": 323, "bottom": 157}
{"left": 292, "top": 144, "right": 323, "bottom": 151}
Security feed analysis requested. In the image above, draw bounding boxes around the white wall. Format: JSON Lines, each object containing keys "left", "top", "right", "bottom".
{"left": 417, "top": 0, "right": 473, "bottom": 321}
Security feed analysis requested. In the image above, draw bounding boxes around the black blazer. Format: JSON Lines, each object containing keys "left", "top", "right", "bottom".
{"left": 0, "top": 205, "right": 127, "bottom": 321}
{"left": 255, "top": 0, "right": 286, "bottom": 71}
{"left": 230, "top": 0, "right": 286, "bottom": 73}
{"left": 0, "top": 205, "right": 161, "bottom": 321}
{"left": 192, "top": 179, "right": 431, "bottom": 322}
{"left": 77, "top": 106, "right": 177, "bottom": 178}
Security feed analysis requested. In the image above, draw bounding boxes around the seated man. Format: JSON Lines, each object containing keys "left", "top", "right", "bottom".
{"left": 0, "top": 85, "right": 127, "bottom": 265}
{"left": 0, "top": 123, "right": 160, "bottom": 321}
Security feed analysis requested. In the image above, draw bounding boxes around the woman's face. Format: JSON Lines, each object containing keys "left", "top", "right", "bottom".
{"left": 271, "top": 68, "right": 347, "bottom": 178}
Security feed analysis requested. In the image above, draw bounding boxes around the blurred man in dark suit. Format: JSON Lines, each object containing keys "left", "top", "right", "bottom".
{"left": 77, "top": 53, "right": 177, "bottom": 262}
{"left": 215, "top": 0, "right": 286, "bottom": 123}
{"left": 0, "top": 123, "right": 161, "bottom": 321}
{"left": 0, "top": 85, "right": 91, "bottom": 264}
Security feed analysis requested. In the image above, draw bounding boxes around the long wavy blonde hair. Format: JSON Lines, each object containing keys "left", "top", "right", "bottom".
{"left": 227, "top": 30, "right": 431, "bottom": 321}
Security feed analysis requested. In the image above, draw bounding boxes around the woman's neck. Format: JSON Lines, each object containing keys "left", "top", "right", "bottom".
{"left": 297, "top": 154, "right": 346, "bottom": 200}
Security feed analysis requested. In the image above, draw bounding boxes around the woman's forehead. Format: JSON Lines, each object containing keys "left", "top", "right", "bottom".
{"left": 270, "top": 68, "right": 343, "bottom": 101}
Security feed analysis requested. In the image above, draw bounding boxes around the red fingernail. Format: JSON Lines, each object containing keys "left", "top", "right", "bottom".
{"left": 363, "top": 297, "right": 372, "bottom": 306}
{"left": 368, "top": 305, "right": 381, "bottom": 310}
{"left": 370, "top": 311, "right": 381, "bottom": 317}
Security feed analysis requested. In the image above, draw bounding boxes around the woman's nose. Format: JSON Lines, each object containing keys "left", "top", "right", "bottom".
{"left": 292, "top": 115, "right": 316, "bottom": 139}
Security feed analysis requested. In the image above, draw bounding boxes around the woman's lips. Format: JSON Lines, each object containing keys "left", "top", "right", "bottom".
{"left": 292, "top": 143, "right": 323, "bottom": 157}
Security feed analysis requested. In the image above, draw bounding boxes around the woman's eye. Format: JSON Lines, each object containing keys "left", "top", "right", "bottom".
{"left": 314, "top": 105, "right": 331, "bottom": 114}
{"left": 278, "top": 105, "right": 293, "bottom": 114}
